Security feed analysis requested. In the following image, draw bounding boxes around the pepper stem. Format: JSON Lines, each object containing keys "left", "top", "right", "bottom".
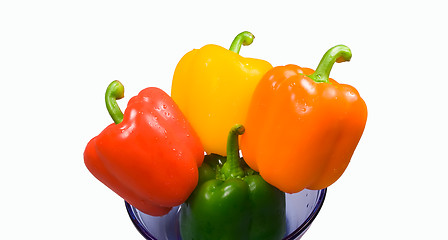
{"left": 105, "top": 80, "right": 124, "bottom": 124}
{"left": 308, "top": 45, "right": 352, "bottom": 83}
{"left": 221, "top": 124, "right": 246, "bottom": 179}
{"left": 229, "top": 31, "right": 254, "bottom": 54}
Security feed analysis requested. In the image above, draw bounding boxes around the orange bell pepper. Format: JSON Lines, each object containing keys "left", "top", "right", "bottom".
{"left": 240, "top": 45, "right": 367, "bottom": 193}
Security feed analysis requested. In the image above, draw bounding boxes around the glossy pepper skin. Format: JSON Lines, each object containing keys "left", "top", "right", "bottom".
{"left": 171, "top": 31, "right": 273, "bottom": 156}
{"left": 84, "top": 81, "right": 204, "bottom": 216}
{"left": 241, "top": 45, "right": 368, "bottom": 193}
{"left": 180, "top": 124, "right": 286, "bottom": 240}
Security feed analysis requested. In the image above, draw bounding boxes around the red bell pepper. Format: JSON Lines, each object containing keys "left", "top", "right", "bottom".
{"left": 84, "top": 80, "right": 204, "bottom": 216}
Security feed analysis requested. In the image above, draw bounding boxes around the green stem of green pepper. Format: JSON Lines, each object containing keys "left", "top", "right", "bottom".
{"left": 229, "top": 31, "right": 254, "bottom": 54}
{"left": 105, "top": 80, "right": 124, "bottom": 124}
{"left": 221, "top": 124, "right": 246, "bottom": 179}
{"left": 308, "top": 45, "right": 352, "bottom": 83}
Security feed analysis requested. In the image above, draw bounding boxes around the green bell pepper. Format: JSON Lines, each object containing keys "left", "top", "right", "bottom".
{"left": 179, "top": 124, "right": 286, "bottom": 240}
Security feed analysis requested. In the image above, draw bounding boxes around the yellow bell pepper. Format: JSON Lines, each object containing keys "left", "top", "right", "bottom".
{"left": 171, "top": 31, "right": 272, "bottom": 156}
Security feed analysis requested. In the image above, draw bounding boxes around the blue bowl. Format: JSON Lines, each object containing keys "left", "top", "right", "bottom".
{"left": 126, "top": 188, "right": 326, "bottom": 240}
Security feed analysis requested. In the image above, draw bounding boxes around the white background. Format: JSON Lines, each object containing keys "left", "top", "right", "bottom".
{"left": 1, "top": 0, "right": 447, "bottom": 239}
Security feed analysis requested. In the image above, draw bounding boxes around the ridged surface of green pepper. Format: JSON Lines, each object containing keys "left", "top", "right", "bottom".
{"left": 180, "top": 124, "right": 286, "bottom": 240}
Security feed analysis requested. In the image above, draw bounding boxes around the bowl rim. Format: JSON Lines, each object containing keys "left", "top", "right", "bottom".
{"left": 125, "top": 188, "right": 327, "bottom": 240}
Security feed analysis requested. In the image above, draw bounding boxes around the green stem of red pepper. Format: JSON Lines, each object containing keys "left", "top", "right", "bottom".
{"left": 229, "top": 31, "right": 254, "bottom": 54}
{"left": 221, "top": 124, "right": 246, "bottom": 179}
{"left": 105, "top": 80, "right": 124, "bottom": 124}
{"left": 308, "top": 45, "right": 352, "bottom": 83}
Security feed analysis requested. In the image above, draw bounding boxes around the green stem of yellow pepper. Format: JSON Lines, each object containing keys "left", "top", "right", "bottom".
{"left": 229, "top": 31, "right": 254, "bottom": 54}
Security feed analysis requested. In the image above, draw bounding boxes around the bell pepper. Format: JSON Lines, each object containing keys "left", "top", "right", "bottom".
{"left": 84, "top": 80, "right": 204, "bottom": 216}
{"left": 171, "top": 31, "right": 273, "bottom": 156}
{"left": 240, "top": 45, "right": 368, "bottom": 193}
{"left": 180, "top": 124, "right": 286, "bottom": 240}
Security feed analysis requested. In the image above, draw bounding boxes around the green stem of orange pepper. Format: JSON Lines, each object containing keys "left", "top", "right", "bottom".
{"left": 229, "top": 31, "right": 254, "bottom": 54}
{"left": 105, "top": 80, "right": 124, "bottom": 124}
{"left": 308, "top": 45, "right": 352, "bottom": 83}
